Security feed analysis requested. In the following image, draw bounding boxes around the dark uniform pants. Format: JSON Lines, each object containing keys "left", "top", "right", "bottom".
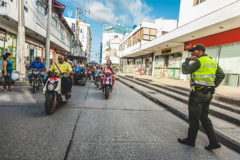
{"left": 188, "top": 91, "right": 217, "bottom": 143}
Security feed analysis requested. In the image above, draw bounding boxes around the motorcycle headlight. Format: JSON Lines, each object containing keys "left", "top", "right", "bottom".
{"left": 33, "top": 71, "right": 39, "bottom": 75}
{"left": 50, "top": 79, "right": 55, "bottom": 83}
{"left": 106, "top": 80, "right": 110, "bottom": 85}
{"left": 47, "top": 84, "right": 54, "bottom": 91}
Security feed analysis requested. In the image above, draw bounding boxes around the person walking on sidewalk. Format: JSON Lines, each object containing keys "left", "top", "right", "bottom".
{"left": 178, "top": 44, "right": 225, "bottom": 150}
{"left": 2, "top": 53, "right": 14, "bottom": 92}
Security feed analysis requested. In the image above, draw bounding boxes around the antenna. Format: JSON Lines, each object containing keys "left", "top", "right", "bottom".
{"left": 115, "top": 18, "right": 119, "bottom": 25}
{"left": 68, "top": 10, "right": 72, "bottom": 18}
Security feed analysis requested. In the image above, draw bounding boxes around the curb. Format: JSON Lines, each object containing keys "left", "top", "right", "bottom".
{"left": 13, "top": 81, "right": 30, "bottom": 86}
{"left": 118, "top": 77, "right": 240, "bottom": 153}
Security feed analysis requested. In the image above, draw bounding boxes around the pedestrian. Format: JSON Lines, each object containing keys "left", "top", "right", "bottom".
{"left": 2, "top": 53, "right": 14, "bottom": 92}
{"left": 178, "top": 44, "right": 225, "bottom": 150}
{"left": 134, "top": 62, "right": 138, "bottom": 74}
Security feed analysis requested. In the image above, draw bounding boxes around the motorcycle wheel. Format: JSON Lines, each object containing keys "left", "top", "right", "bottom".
{"left": 45, "top": 93, "right": 56, "bottom": 115}
{"left": 33, "top": 80, "right": 36, "bottom": 93}
{"left": 105, "top": 88, "right": 109, "bottom": 99}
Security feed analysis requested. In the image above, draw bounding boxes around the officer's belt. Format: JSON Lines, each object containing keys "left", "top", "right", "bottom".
{"left": 191, "top": 81, "right": 215, "bottom": 86}
{"left": 192, "top": 74, "right": 215, "bottom": 78}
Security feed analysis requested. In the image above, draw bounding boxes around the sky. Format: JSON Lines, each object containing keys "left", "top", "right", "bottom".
{"left": 59, "top": 0, "right": 181, "bottom": 61}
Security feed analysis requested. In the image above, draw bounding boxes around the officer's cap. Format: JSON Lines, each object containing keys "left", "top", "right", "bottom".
{"left": 188, "top": 44, "right": 206, "bottom": 52}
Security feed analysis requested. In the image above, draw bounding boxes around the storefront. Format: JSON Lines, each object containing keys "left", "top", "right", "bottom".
{"left": 184, "top": 27, "right": 240, "bottom": 87}
{"left": 0, "top": 28, "right": 17, "bottom": 72}
{"left": 141, "top": 53, "right": 153, "bottom": 76}
{"left": 154, "top": 49, "right": 182, "bottom": 79}
{"left": 135, "top": 56, "right": 142, "bottom": 75}
{"left": 127, "top": 58, "right": 134, "bottom": 73}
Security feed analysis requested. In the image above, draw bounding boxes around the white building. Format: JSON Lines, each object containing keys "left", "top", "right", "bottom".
{"left": 0, "top": 0, "right": 72, "bottom": 72}
{"left": 118, "top": 0, "right": 240, "bottom": 88}
{"left": 65, "top": 17, "right": 92, "bottom": 61}
{"left": 101, "top": 24, "right": 133, "bottom": 65}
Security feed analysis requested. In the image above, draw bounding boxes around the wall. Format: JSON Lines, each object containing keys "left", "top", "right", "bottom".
{"left": 178, "top": 0, "right": 237, "bottom": 27}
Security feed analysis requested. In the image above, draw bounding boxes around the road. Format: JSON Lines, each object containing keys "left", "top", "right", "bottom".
{"left": 0, "top": 80, "right": 240, "bottom": 160}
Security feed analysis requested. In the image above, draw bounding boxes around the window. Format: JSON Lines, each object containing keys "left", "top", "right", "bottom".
{"left": 51, "top": 13, "right": 57, "bottom": 27}
{"left": 36, "top": 1, "right": 45, "bottom": 16}
{"left": 142, "top": 28, "right": 157, "bottom": 41}
{"left": 114, "top": 35, "right": 118, "bottom": 38}
{"left": 193, "top": 0, "right": 206, "bottom": 6}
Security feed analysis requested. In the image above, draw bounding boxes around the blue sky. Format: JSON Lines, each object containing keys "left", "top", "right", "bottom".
{"left": 59, "top": 0, "right": 181, "bottom": 61}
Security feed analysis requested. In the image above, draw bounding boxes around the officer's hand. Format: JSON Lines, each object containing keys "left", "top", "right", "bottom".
{"left": 189, "top": 56, "right": 197, "bottom": 60}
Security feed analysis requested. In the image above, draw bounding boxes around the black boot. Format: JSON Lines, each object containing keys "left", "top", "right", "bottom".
{"left": 178, "top": 138, "right": 195, "bottom": 147}
{"left": 205, "top": 142, "right": 221, "bottom": 150}
{"left": 178, "top": 128, "right": 197, "bottom": 147}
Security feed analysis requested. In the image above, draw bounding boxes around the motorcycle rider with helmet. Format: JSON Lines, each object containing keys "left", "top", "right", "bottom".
{"left": 28, "top": 57, "right": 46, "bottom": 85}
{"left": 100, "top": 59, "right": 115, "bottom": 90}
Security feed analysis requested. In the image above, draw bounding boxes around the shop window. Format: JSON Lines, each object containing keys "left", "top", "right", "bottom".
{"left": 4, "top": 32, "right": 17, "bottom": 70}
{"left": 205, "top": 46, "right": 218, "bottom": 62}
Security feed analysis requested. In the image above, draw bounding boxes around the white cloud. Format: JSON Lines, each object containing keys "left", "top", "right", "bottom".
{"left": 86, "top": 0, "right": 154, "bottom": 25}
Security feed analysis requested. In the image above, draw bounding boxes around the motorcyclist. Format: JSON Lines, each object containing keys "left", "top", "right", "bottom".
{"left": 45, "top": 55, "right": 73, "bottom": 101}
{"left": 100, "top": 59, "right": 115, "bottom": 90}
{"left": 61, "top": 53, "right": 74, "bottom": 94}
{"left": 94, "top": 65, "right": 102, "bottom": 84}
{"left": 28, "top": 57, "right": 46, "bottom": 85}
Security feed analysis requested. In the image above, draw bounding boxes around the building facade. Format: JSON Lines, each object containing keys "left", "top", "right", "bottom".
{"left": 0, "top": 0, "right": 72, "bottom": 73}
{"left": 118, "top": 0, "right": 240, "bottom": 88}
{"left": 101, "top": 24, "right": 133, "bottom": 65}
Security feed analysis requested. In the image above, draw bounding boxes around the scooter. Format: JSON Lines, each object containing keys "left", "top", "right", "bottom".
{"left": 102, "top": 72, "right": 113, "bottom": 99}
{"left": 43, "top": 72, "right": 71, "bottom": 115}
{"left": 30, "top": 69, "right": 43, "bottom": 93}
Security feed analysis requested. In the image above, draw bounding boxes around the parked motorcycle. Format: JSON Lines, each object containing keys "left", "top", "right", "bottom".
{"left": 43, "top": 72, "right": 71, "bottom": 115}
{"left": 30, "top": 69, "right": 43, "bottom": 93}
{"left": 102, "top": 72, "right": 113, "bottom": 99}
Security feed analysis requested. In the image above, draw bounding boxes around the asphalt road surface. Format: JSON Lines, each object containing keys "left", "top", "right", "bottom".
{"left": 0, "top": 80, "right": 240, "bottom": 160}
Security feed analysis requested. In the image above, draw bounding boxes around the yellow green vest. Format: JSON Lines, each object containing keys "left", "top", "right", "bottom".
{"left": 191, "top": 56, "right": 217, "bottom": 87}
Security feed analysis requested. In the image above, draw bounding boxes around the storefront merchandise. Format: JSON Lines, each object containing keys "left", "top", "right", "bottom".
{"left": 154, "top": 51, "right": 182, "bottom": 79}
{"left": 135, "top": 57, "right": 142, "bottom": 75}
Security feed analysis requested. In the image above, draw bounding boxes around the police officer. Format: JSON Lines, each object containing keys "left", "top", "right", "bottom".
{"left": 178, "top": 44, "right": 225, "bottom": 150}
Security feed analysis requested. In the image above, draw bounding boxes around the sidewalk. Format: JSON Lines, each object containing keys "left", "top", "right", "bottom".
{"left": 119, "top": 73, "right": 240, "bottom": 102}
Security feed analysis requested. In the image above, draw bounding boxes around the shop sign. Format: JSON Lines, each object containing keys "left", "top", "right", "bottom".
{"left": 162, "top": 48, "right": 171, "bottom": 55}
{"left": 128, "top": 58, "right": 134, "bottom": 62}
{"left": 184, "top": 27, "right": 240, "bottom": 51}
{"left": 143, "top": 54, "right": 152, "bottom": 58}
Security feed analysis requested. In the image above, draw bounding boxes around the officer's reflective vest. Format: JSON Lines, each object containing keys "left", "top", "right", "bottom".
{"left": 191, "top": 56, "right": 218, "bottom": 87}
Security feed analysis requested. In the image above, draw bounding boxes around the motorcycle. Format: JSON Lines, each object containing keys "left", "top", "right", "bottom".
{"left": 95, "top": 70, "right": 102, "bottom": 89}
{"left": 30, "top": 69, "right": 43, "bottom": 93}
{"left": 102, "top": 72, "right": 113, "bottom": 99}
{"left": 43, "top": 72, "right": 71, "bottom": 115}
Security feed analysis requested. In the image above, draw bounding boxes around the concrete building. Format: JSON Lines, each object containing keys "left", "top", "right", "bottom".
{"left": 118, "top": 19, "right": 178, "bottom": 76}
{"left": 65, "top": 17, "right": 92, "bottom": 61}
{"left": 0, "top": 0, "right": 72, "bottom": 73}
{"left": 119, "top": 0, "right": 240, "bottom": 88}
{"left": 101, "top": 24, "right": 133, "bottom": 65}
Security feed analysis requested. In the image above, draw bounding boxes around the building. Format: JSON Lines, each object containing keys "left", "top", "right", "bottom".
{"left": 118, "top": 19, "right": 178, "bottom": 76}
{"left": 118, "top": 0, "right": 240, "bottom": 88}
{"left": 101, "top": 24, "right": 133, "bottom": 66}
{"left": 0, "top": 0, "right": 73, "bottom": 73}
{"left": 65, "top": 17, "right": 92, "bottom": 61}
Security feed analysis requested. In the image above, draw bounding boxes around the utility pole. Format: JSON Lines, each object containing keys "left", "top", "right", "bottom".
{"left": 17, "top": 0, "right": 25, "bottom": 81}
{"left": 45, "top": 0, "right": 52, "bottom": 69}
{"left": 72, "top": 8, "right": 90, "bottom": 56}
